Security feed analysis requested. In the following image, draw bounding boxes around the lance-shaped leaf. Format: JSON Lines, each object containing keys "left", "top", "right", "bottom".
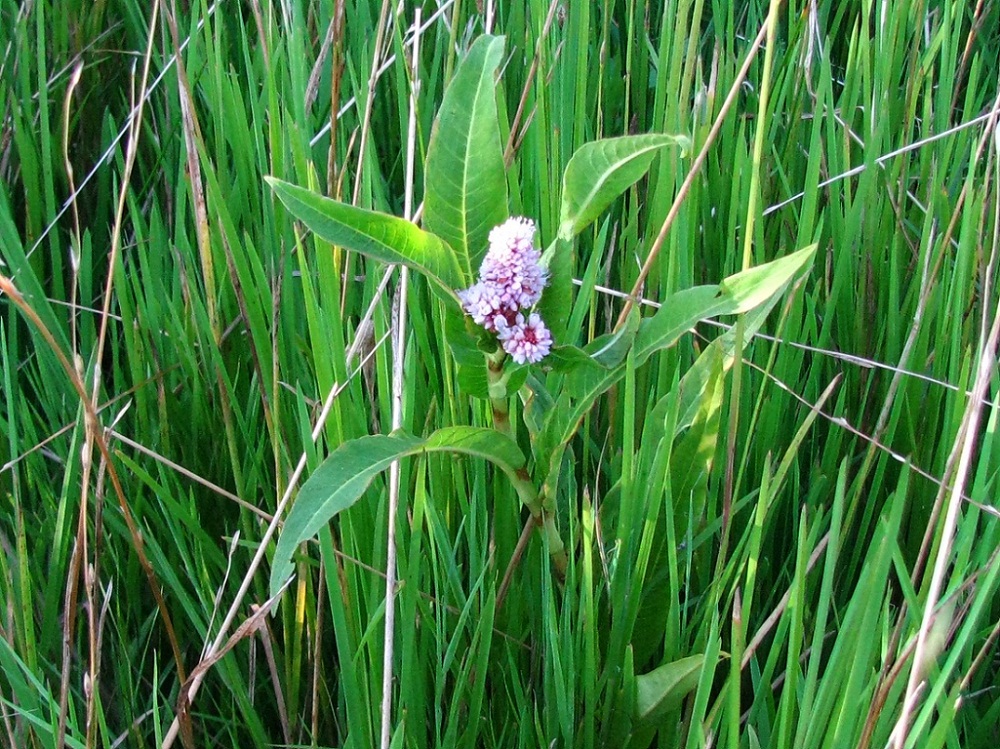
{"left": 267, "top": 177, "right": 469, "bottom": 300}
{"left": 633, "top": 244, "right": 816, "bottom": 364}
{"left": 422, "top": 425, "right": 526, "bottom": 466}
{"left": 537, "top": 235, "right": 574, "bottom": 345}
{"left": 558, "top": 133, "right": 690, "bottom": 241}
{"left": 547, "top": 305, "right": 641, "bottom": 398}
{"left": 635, "top": 654, "right": 708, "bottom": 723}
{"left": 270, "top": 427, "right": 526, "bottom": 596}
{"left": 424, "top": 35, "right": 508, "bottom": 272}
{"left": 270, "top": 433, "right": 420, "bottom": 596}
{"left": 545, "top": 134, "right": 686, "bottom": 342}
{"left": 582, "top": 246, "right": 814, "bottom": 416}
{"left": 670, "top": 348, "right": 724, "bottom": 529}
{"left": 536, "top": 245, "right": 816, "bottom": 504}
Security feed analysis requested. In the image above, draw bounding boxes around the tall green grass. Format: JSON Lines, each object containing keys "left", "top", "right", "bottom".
{"left": 1, "top": 1, "right": 999, "bottom": 747}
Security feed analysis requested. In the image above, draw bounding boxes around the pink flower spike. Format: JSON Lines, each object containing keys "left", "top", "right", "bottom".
{"left": 488, "top": 216, "right": 537, "bottom": 254}
{"left": 457, "top": 216, "right": 550, "bottom": 334}
{"left": 496, "top": 312, "right": 553, "bottom": 364}
{"left": 478, "top": 217, "right": 548, "bottom": 309}
{"left": 458, "top": 281, "right": 516, "bottom": 332}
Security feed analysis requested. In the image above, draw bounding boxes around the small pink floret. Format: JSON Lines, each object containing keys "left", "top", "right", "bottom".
{"left": 496, "top": 313, "right": 553, "bottom": 364}
{"left": 458, "top": 281, "right": 515, "bottom": 331}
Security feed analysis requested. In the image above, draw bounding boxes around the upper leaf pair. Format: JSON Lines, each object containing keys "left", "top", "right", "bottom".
{"left": 268, "top": 34, "right": 688, "bottom": 350}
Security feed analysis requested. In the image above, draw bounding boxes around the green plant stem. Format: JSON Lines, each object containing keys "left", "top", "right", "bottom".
{"left": 542, "top": 511, "right": 568, "bottom": 578}
{"left": 510, "top": 467, "right": 543, "bottom": 518}
{"left": 486, "top": 349, "right": 512, "bottom": 436}
{"left": 496, "top": 465, "right": 568, "bottom": 616}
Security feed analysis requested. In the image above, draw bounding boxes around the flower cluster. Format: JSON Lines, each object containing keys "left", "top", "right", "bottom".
{"left": 458, "top": 217, "right": 553, "bottom": 364}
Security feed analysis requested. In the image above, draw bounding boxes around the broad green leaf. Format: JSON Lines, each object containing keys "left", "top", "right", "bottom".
{"left": 717, "top": 244, "right": 817, "bottom": 313}
{"left": 635, "top": 654, "right": 707, "bottom": 723}
{"left": 424, "top": 35, "right": 508, "bottom": 272}
{"left": 672, "top": 296, "right": 783, "bottom": 433}
{"left": 634, "top": 245, "right": 816, "bottom": 363}
{"left": 443, "top": 304, "right": 492, "bottom": 398}
{"left": 632, "top": 285, "right": 727, "bottom": 364}
{"left": 558, "top": 133, "right": 690, "bottom": 241}
{"left": 538, "top": 234, "right": 574, "bottom": 345}
{"left": 522, "top": 371, "right": 556, "bottom": 440}
{"left": 551, "top": 306, "right": 641, "bottom": 398}
{"left": 538, "top": 246, "right": 815, "bottom": 501}
{"left": 270, "top": 433, "right": 422, "bottom": 595}
{"left": 546, "top": 344, "right": 605, "bottom": 378}
{"left": 457, "top": 363, "right": 489, "bottom": 399}
{"left": 583, "top": 303, "right": 641, "bottom": 368}
{"left": 423, "top": 425, "right": 525, "bottom": 469}
{"left": 640, "top": 287, "right": 794, "bottom": 460}
{"left": 266, "top": 176, "right": 468, "bottom": 299}
{"left": 547, "top": 134, "right": 685, "bottom": 342}
{"left": 670, "top": 348, "right": 724, "bottom": 529}
{"left": 270, "top": 427, "right": 525, "bottom": 596}
{"left": 443, "top": 306, "right": 485, "bottom": 367}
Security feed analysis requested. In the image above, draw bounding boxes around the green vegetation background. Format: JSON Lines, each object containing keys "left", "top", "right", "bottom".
{"left": 1, "top": 1, "right": 999, "bottom": 747}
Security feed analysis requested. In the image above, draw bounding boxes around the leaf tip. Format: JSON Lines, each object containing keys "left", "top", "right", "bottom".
{"left": 268, "top": 534, "right": 296, "bottom": 601}
{"left": 268, "top": 566, "right": 291, "bottom": 602}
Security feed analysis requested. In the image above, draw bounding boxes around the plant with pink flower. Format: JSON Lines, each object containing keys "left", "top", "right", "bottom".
{"left": 267, "top": 32, "right": 727, "bottom": 628}
{"left": 458, "top": 217, "right": 553, "bottom": 364}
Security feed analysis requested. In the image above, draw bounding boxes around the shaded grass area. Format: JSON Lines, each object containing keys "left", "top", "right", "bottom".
{"left": 1, "top": 1, "right": 999, "bottom": 747}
